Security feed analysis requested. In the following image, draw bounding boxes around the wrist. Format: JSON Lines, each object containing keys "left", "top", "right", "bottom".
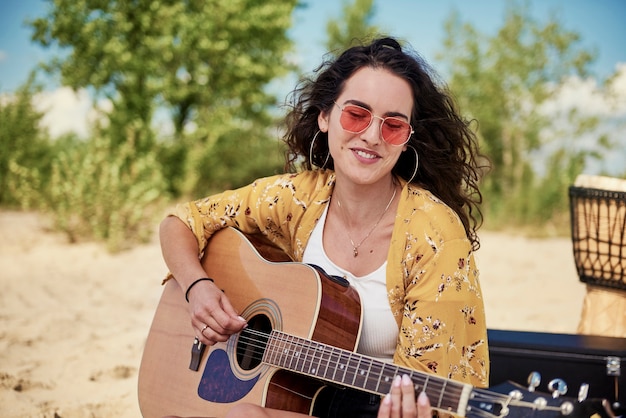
{"left": 184, "top": 277, "right": 214, "bottom": 302}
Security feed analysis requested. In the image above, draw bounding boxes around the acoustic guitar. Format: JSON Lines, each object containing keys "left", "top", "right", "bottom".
{"left": 138, "top": 227, "right": 605, "bottom": 418}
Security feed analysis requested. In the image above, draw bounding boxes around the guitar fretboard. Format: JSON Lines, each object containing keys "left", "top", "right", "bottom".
{"left": 262, "top": 330, "right": 470, "bottom": 415}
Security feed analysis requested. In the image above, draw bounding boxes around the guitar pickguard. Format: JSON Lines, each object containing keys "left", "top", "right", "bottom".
{"left": 198, "top": 348, "right": 259, "bottom": 403}
{"left": 198, "top": 297, "right": 281, "bottom": 403}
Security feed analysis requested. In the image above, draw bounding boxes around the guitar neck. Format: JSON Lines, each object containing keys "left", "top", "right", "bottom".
{"left": 263, "top": 330, "right": 472, "bottom": 416}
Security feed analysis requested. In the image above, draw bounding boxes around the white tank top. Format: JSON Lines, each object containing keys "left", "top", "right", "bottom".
{"left": 302, "top": 205, "right": 397, "bottom": 362}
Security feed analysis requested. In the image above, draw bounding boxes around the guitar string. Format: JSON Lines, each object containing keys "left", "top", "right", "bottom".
{"left": 237, "top": 329, "right": 413, "bottom": 384}
{"left": 230, "top": 330, "right": 558, "bottom": 416}
{"left": 264, "top": 333, "right": 456, "bottom": 397}
{"left": 236, "top": 329, "right": 564, "bottom": 416}
{"left": 234, "top": 333, "right": 467, "bottom": 412}
{"left": 199, "top": 328, "right": 561, "bottom": 414}
{"left": 237, "top": 328, "right": 455, "bottom": 394}
{"left": 228, "top": 330, "right": 561, "bottom": 416}
{"left": 212, "top": 325, "right": 562, "bottom": 416}
{"left": 231, "top": 328, "right": 466, "bottom": 401}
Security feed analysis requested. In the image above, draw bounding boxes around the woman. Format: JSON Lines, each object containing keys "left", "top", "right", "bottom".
{"left": 160, "top": 37, "right": 489, "bottom": 418}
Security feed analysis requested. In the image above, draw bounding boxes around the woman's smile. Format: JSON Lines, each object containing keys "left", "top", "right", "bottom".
{"left": 352, "top": 147, "right": 381, "bottom": 163}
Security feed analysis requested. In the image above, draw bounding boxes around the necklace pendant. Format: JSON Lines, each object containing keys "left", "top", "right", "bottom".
{"left": 353, "top": 248, "right": 359, "bottom": 257}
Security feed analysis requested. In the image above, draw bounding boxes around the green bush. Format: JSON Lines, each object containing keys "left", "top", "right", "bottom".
{"left": 0, "top": 76, "right": 51, "bottom": 207}
{"left": 40, "top": 133, "right": 168, "bottom": 252}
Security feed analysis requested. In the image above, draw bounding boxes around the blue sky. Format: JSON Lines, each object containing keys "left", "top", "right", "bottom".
{"left": 291, "top": 0, "right": 626, "bottom": 81}
{"left": 1, "top": 0, "right": 625, "bottom": 92}
{"left": 0, "top": 0, "right": 624, "bottom": 174}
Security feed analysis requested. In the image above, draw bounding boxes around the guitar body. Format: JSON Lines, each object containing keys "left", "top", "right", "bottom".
{"left": 138, "top": 227, "right": 362, "bottom": 418}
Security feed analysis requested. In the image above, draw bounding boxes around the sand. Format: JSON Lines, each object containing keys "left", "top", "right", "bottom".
{"left": 0, "top": 210, "right": 587, "bottom": 417}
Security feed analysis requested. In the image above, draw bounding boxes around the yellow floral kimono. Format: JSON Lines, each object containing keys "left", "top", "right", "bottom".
{"left": 169, "top": 170, "right": 489, "bottom": 388}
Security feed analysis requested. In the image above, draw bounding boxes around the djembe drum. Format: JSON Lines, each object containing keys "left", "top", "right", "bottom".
{"left": 569, "top": 175, "right": 626, "bottom": 337}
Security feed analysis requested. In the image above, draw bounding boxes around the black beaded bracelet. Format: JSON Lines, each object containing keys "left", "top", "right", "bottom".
{"left": 184, "top": 277, "right": 214, "bottom": 302}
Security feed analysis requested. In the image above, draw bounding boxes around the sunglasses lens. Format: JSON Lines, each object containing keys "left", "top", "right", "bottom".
{"left": 340, "top": 105, "right": 372, "bottom": 132}
{"left": 381, "top": 118, "right": 412, "bottom": 145}
{"left": 339, "top": 104, "right": 411, "bottom": 145}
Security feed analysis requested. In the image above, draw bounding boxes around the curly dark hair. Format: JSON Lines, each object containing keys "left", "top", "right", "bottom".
{"left": 283, "top": 37, "right": 486, "bottom": 250}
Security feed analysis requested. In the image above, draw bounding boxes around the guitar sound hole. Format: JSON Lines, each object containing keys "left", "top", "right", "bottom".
{"left": 236, "top": 314, "right": 272, "bottom": 371}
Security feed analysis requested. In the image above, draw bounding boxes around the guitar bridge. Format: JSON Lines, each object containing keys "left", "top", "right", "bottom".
{"left": 189, "top": 337, "right": 206, "bottom": 371}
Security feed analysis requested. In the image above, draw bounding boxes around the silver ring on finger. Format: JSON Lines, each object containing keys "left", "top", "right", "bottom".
{"left": 201, "top": 324, "right": 209, "bottom": 334}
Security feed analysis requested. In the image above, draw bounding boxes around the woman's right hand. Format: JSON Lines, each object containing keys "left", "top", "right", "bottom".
{"left": 186, "top": 278, "right": 247, "bottom": 346}
{"left": 159, "top": 216, "right": 247, "bottom": 346}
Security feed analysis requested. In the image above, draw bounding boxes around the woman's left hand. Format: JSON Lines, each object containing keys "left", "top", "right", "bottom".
{"left": 377, "top": 375, "right": 432, "bottom": 418}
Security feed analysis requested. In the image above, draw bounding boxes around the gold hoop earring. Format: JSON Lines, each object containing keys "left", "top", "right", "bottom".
{"left": 406, "top": 145, "right": 419, "bottom": 184}
{"left": 309, "top": 130, "right": 330, "bottom": 169}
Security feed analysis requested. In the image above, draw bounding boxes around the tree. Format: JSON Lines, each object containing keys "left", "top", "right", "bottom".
{"left": 438, "top": 3, "right": 605, "bottom": 227}
{"left": 29, "top": 0, "right": 298, "bottom": 196}
{"left": 325, "top": 0, "right": 382, "bottom": 54}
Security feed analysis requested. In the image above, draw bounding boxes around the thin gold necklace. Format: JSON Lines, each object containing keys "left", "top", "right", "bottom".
{"left": 335, "top": 185, "right": 397, "bottom": 257}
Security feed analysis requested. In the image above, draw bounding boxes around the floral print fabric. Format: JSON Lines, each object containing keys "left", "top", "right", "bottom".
{"left": 169, "top": 170, "right": 489, "bottom": 388}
